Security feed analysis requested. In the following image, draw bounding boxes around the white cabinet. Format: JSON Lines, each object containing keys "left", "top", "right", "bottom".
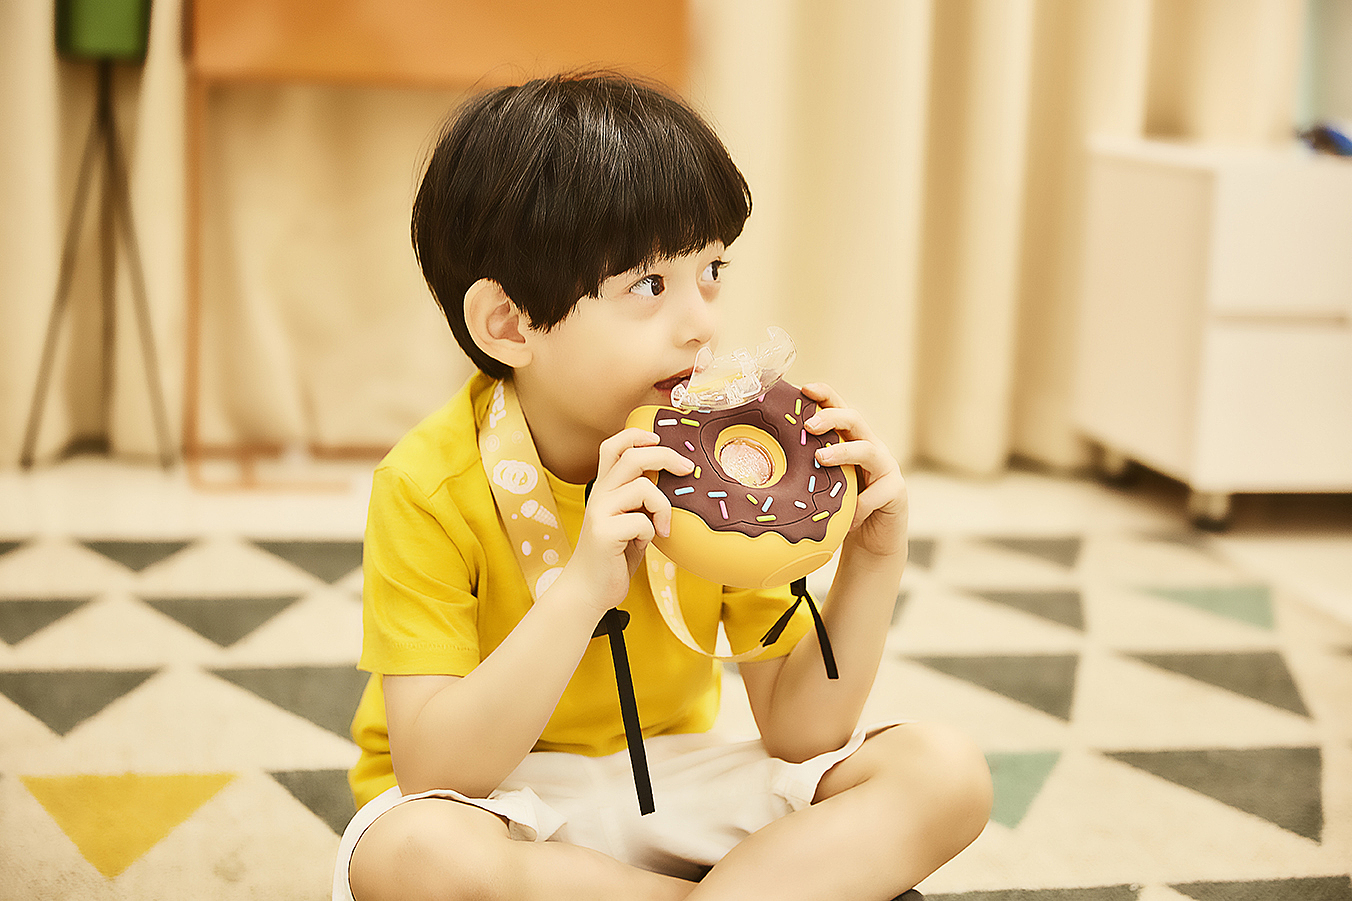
{"left": 1073, "top": 137, "right": 1352, "bottom": 525}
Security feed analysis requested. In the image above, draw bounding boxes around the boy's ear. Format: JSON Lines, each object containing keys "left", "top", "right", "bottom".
{"left": 464, "top": 279, "right": 533, "bottom": 370}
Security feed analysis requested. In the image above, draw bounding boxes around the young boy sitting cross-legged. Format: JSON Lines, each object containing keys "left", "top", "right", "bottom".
{"left": 334, "top": 71, "right": 991, "bottom": 901}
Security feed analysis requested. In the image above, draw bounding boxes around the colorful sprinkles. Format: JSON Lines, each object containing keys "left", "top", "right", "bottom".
{"left": 651, "top": 382, "right": 849, "bottom": 544}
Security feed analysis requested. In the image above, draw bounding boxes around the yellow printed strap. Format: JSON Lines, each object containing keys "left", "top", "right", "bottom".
{"left": 478, "top": 379, "right": 770, "bottom": 662}
{"left": 643, "top": 547, "right": 771, "bottom": 663}
{"left": 479, "top": 379, "right": 570, "bottom": 601}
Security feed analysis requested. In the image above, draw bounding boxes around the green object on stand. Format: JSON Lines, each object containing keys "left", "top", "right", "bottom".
{"left": 57, "top": 0, "right": 152, "bottom": 61}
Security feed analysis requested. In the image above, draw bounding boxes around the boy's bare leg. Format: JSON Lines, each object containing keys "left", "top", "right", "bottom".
{"left": 349, "top": 722, "right": 987, "bottom": 901}
{"left": 688, "top": 722, "right": 992, "bottom": 900}
{"left": 348, "top": 797, "right": 696, "bottom": 901}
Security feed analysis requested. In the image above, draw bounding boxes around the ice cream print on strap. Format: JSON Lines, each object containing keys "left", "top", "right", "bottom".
{"left": 481, "top": 381, "right": 567, "bottom": 601}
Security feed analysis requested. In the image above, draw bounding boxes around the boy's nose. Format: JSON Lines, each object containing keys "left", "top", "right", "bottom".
{"left": 677, "top": 287, "right": 717, "bottom": 348}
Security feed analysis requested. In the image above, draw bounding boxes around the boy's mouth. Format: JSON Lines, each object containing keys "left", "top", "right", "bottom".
{"left": 654, "top": 370, "right": 692, "bottom": 394}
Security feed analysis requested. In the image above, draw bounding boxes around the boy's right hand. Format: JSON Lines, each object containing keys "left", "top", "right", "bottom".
{"left": 551, "top": 429, "right": 693, "bottom": 618}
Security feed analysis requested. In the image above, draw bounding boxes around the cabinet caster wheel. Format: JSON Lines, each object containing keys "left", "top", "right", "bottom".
{"left": 1187, "top": 490, "right": 1231, "bottom": 531}
{"left": 1096, "top": 446, "right": 1137, "bottom": 486}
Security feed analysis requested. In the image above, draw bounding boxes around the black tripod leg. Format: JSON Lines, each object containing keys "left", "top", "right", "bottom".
{"left": 20, "top": 88, "right": 106, "bottom": 468}
{"left": 98, "top": 62, "right": 117, "bottom": 447}
{"left": 104, "top": 73, "right": 176, "bottom": 468}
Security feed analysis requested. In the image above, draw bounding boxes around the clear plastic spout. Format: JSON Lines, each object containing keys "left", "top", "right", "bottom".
{"left": 670, "top": 327, "right": 797, "bottom": 412}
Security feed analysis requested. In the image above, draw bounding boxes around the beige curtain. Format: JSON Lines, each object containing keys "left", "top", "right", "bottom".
{"left": 0, "top": 0, "right": 1316, "bottom": 475}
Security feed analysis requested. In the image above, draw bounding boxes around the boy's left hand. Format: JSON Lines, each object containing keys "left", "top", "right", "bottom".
{"left": 801, "top": 383, "right": 908, "bottom": 563}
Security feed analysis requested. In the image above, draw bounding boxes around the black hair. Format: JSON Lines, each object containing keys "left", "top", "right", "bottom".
{"left": 412, "top": 71, "right": 752, "bottom": 377}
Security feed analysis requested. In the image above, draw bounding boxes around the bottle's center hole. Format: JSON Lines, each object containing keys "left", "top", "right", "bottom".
{"left": 718, "top": 438, "right": 774, "bottom": 488}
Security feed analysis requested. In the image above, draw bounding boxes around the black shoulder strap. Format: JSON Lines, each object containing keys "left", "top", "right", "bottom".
{"left": 769, "top": 577, "right": 838, "bottom": 680}
{"left": 592, "top": 607, "right": 655, "bottom": 814}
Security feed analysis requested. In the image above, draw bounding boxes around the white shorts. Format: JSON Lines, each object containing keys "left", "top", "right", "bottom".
{"left": 333, "top": 724, "right": 898, "bottom": 900}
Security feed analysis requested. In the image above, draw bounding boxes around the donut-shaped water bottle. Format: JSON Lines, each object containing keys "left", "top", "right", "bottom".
{"left": 627, "top": 378, "right": 857, "bottom": 589}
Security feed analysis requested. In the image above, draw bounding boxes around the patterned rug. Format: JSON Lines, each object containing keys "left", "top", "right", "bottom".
{"left": 0, "top": 491, "right": 1349, "bottom": 899}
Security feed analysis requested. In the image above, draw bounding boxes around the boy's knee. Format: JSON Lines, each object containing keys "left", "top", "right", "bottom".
{"left": 349, "top": 799, "right": 513, "bottom": 901}
{"left": 877, "top": 723, "right": 994, "bottom": 838}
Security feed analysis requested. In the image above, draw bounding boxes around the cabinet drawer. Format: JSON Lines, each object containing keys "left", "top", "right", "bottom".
{"left": 1208, "top": 156, "right": 1352, "bottom": 320}
{"left": 1192, "top": 322, "right": 1352, "bottom": 490}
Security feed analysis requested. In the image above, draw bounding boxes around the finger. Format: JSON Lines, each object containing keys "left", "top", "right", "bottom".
{"left": 804, "top": 405, "right": 874, "bottom": 442}
{"left": 852, "top": 471, "right": 906, "bottom": 525}
{"left": 588, "top": 475, "right": 675, "bottom": 538}
{"left": 817, "top": 439, "right": 900, "bottom": 500}
{"left": 597, "top": 443, "right": 694, "bottom": 491}
{"left": 600, "top": 510, "right": 658, "bottom": 547}
{"left": 597, "top": 428, "right": 663, "bottom": 474}
{"left": 815, "top": 436, "right": 885, "bottom": 471}
{"left": 799, "top": 381, "right": 843, "bottom": 408}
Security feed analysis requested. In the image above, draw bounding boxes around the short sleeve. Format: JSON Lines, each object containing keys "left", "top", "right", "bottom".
{"left": 358, "top": 466, "right": 483, "bottom": 677}
{"left": 720, "top": 581, "right": 815, "bottom": 662}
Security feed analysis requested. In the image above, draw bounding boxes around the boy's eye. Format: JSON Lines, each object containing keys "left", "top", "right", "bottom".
{"left": 703, "top": 260, "right": 728, "bottom": 281}
{"left": 633, "top": 274, "right": 665, "bottom": 297}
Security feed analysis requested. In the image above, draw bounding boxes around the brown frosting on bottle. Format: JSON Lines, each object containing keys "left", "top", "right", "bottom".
{"left": 654, "top": 380, "right": 849, "bottom": 543}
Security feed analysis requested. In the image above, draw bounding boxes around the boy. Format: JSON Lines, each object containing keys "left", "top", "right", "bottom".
{"left": 335, "top": 72, "right": 990, "bottom": 901}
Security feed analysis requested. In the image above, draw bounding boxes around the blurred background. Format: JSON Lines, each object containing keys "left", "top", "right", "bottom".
{"left": 1, "top": 0, "right": 1349, "bottom": 493}
{"left": 2, "top": 4, "right": 1351, "bottom": 897}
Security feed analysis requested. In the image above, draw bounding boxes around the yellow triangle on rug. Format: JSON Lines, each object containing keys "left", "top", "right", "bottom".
{"left": 20, "top": 772, "right": 236, "bottom": 878}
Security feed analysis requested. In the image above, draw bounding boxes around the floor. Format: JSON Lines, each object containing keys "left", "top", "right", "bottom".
{"left": 0, "top": 456, "right": 1350, "bottom": 900}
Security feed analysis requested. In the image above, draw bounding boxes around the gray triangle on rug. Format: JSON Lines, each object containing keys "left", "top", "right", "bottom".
{"left": 1106, "top": 746, "right": 1323, "bottom": 841}
{"left": 909, "top": 537, "right": 937, "bottom": 569}
{"left": 270, "top": 768, "right": 358, "bottom": 835}
{"left": 143, "top": 595, "right": 301, "bottom": 648}
{"left": 1170, "top": 876, "right": 1352, "bottom": 901}
{"left": 907, "top": 654, "right": 1079, "bottom": 721}
{"left": 1127, "top": 650, "right": 1309, "bottom": 717}
{"left": 928, "top": 886, "right": 1140, "bottom": 900}
{"left": 0, "top": 668, "right": 158, "bottom": 736}
{"left": 210, "top": 665, "right": 370, "bottom": 739}
{"left": 251, "top": 540, "right": 364, "bottom": 584}
{"left": 970, "top": 589, "right": 1085, "bottom": 631}
{"left": 0, "top": 597, "right": 92, "bottom": 645}
{"left": 983, "top": 537, "right": 1083, "bottom": 570}
{"left": 81, "top": 540, "right": 194, "bottom": 572}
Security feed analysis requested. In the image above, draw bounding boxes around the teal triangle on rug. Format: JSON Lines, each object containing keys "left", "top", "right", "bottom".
{"left": 986, "top": 751, "right": 1061, "bottom": 828}
{"left": 1141, "top": 585, "right": 1274, "bottom": 630}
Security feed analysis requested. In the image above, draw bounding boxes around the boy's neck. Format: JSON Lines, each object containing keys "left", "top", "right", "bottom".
{"left": 513, "top": 382, "right": 602, "bottom": 486}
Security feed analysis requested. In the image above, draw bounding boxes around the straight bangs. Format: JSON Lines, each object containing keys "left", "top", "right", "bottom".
{"left": 503, "top": 76, "right": 752, "bottom": 328}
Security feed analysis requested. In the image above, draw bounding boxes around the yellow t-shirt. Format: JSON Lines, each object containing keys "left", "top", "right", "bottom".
{"left": 348, "top": 372, "right": 811, "bottom": 808}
